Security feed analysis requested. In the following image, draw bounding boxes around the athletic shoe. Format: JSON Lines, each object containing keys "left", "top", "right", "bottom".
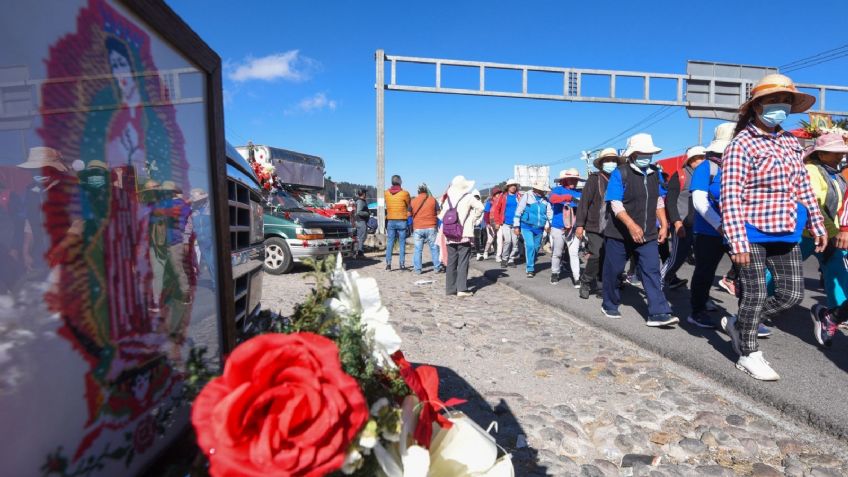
{"left": 399, "top": 265, "right": 410, "bottom": 272}
{"left": 705, "top": 299, "right": 719, "bottom": 312}
{"left": 579, "top": 283, "right": 592, "bottom": 299}
{"left": 601, "top": 307, "right": 622, "bottom": 319}
{"left": 572, "top": 278, "right": 581, "bottom": 289}
{"left": 665, "top": 277, "right": 688, "bottom": 290}
{"left": 687, "top": 312, "right": 716, "bottom": 329}
{"left": 457, "top": 291, "right": 473, "bottom": 298}
{"left": 718, "top": 277, "right": 737, "bottom": 296}
{"left": 811, "top": 304, "right": 839, "bottom": 347}
{"left": 550, "top": 273, "right": 559, "bottom": 285}
{"left": 413, "top": 269, "right": 422, "bottom": 275}
{"left": 646, "top": 314, "right": 679, "bottom": 327}
{"left": 386, "top": 264, "right": 392, "bottom": 271}
{"left": 625, "top": 274, "right": 641, "bottom": 286}
{"left": 508, "top": 260, "right": 517, "bottom": 268}
{"left": 757, "top": 323, "right": 772, "bottom": 338}
{"left": 476, "top": 254, "right": 484, "bottom": 261}
{"left": 723, "top": 315, "right": 743, "bottom": 356}
{"left": 483, "top": 252, "right": 489, "bottom": 260}
{"left": 436, "top": 265, "right": 445, "bottom": 274}
{"left": 527, "top": 271, "right": 535, "bottom": 278}
{"left": 736, "top": 351, "right": 780, "bottom": 381}
{"left": 500, "top": 260, "right": 507, "bottom": 268}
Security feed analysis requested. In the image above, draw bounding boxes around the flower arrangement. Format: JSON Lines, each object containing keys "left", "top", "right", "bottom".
{"left": 190, "top": 255, "right": 514, "bottom": 476}
{"left": 245, "top": 141, "right": 283, "bottom": 192}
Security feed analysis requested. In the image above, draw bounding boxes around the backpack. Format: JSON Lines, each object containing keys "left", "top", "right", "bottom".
{"left": 520, "top": 197, "right": 548, "bottom": 229}
{"left": 442, "top": 193, "right": 470, "bottom": 241}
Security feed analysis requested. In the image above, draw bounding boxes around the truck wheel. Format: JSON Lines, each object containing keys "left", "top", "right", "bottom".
{"left": 264, "top": 237, "right": 293, "bottom": 274}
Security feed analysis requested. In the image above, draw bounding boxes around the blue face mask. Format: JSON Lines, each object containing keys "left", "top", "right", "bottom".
{"left": 633, "top": 154, "right": 653, "bottom": 168}
{"left": 601, "top": 162, "right": 617, "bottom": 174}
{"left": 758, "top": 103, "right": 791, "bottom": 128}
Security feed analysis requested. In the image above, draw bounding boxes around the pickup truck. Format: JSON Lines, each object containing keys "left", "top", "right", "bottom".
{"left": 262, "top": 190, "right": 354, "bottom": 274}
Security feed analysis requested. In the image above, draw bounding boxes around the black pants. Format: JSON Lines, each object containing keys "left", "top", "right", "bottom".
{"left": 691, "top": 234, "right": 725, "bottom": 313}
{"left": 446, "top": 242, "right": 472, "bottom": 294}
{"left": 833, "top": 301, "right": 848, "bottom": 323}
{"left": 580, "top": 232, "right": 605, "bottom": 287}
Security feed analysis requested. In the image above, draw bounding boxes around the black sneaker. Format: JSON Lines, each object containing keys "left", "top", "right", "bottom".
{"left": 527, "top": 271, "right": 535, "bottom": 278}
{"left": 665, "top": 277, "right": 688, "bottom": 290}
{"left": 579, "top": 283, "right": 591, "bottom": 299}
{"left": 399, "top": 265, "right": 410, "bottom": 272}
{"left": 385, "top": 264, "right": 391, "bottom": 271}
{"left": 435, "top": 265, "right": 445, "bottom": 274}
{"left": 686, "top": 311, "right": 716, "bottom": 329}
{"left": 508, "top": 261, "right": 517, "bottom": 268}
{"left": 500, "top": 260, "right": 507, "bottom": 268}
{"left": 646, "top": 314, "right": 679, "bottom": 327}
{"left": 550, "top": 273, "right": 559, "bottom": 285}
{"left": 811, "top": 304, "right": 839, "bottom": 347}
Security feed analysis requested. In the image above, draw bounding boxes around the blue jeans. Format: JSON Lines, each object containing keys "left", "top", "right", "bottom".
{"left": 521, "top": 228, "right": 544, "bottom": 273}
{"left": 385, "top": 220, "right": 408, "bottom": 266}
{"left": 602, "top": 237, "right": 671, "bottom": 316}
{"left": 413, "top": 228, "right": 441, "bottom": 272}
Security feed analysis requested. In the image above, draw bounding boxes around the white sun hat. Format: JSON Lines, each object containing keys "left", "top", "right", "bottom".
{"left": 17, "top": 146, "right": 67, "bottom": 172}
{"left": 686, "top": 146, "right": 707, "bottom": 162}
{"left": 504, "top": 178, "right": 520, "bottom": 187}
{"left": 448, "top": 175, "right": 475, "bottom": 195}
{"left": 623, "top": 133, "right": 662, "bottom": 157}
{"left": 557, "top": 168, "right": 583, "bottom": 181}
{"left": 530, "top": 179, "right": 551, "bottom": 193}
{"left": 706, "top": 122, "right": 736, "bottom": 154}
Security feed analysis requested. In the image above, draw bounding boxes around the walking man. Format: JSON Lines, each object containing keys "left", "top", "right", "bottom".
{"left": 410, "top": 183, "right": 442, "bottom": 274}
{"left": 549, "top": 169, "right": 582, "bottom": 286}
{"left": 575, "top": 148, "right": 621, "bottom": 299}
{"left": 514, "top": 180, "right": 553, "bottom": 278}
{"left": 601, "top": 133, "right": 677, "bottom": 327}
{"left": 384, "top": 174, "right": 411, "bottom": 271}
{"left": 353, "top": 189, "right": 370, "bottom": 258}
{"left": 492, "top": 178, "right": 522, "bottom": 268}
{"left": 662, "top": 146, "right": 706, "bottom": 290}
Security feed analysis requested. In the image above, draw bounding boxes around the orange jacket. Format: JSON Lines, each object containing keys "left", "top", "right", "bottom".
{"left": 410, "top": 193, "right": 438, "bottom": 229}
{"left": 384, "top": 188, "right": 411, "bottom": 220}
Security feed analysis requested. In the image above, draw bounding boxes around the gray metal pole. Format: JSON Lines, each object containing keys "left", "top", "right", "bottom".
{"left": 698, "top": 118, "right": 703, "bottom": 145}
{"left": 376, "top": 49, "right": 386, "bottom": 234}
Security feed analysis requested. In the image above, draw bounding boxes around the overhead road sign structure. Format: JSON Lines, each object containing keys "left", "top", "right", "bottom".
{"left": 374, "top": 50, "right": 848, "bottom": 232}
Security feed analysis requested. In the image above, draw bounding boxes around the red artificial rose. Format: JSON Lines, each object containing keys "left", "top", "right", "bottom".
{"left": 133, "top": 415, "right": 156, "bottom": 454}
{"left": 192, "top": 333, "right": 368, "bottom": 477}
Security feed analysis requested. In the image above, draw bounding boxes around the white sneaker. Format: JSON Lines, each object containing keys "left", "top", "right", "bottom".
{"left": 483, "top": 252, "right": 489, "bottom": 260}
{"left": 736, "top": 351, "right": 780, "bottom": 381}
{"left": 457, "top": 291, "right": 473, "bottom": 298}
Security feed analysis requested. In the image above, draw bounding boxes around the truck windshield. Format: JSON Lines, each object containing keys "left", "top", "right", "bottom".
{"left": 272, "top": 193, "right": 307, "bottom": 212}
{"left": 298, "top": 193, "right": 327, "bottom": 208}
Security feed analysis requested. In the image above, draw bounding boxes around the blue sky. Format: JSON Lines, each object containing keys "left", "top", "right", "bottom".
{"left": 168, "top": 0, "right": 848, "bottom": 194}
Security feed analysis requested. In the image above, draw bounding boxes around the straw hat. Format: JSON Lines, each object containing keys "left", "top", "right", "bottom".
{"left": 557, "top": 168, "right": 583, "bottom": 181}
{"left": 530, "top": 179, "right": 551, "bottom": 193}
{"left": 685, "top": 146, "right": 707, "bottom": 163}
{"left": 803, "top": 132, "right": 848, "bottom": 161}
{"left": 706, "top": 122, "right": 736, "bottom": 154}
{"left": 623, "top": 133, "right": 662, "bottom": 157}
{"left": 448, "top": 175, "right": 475, "bottom": 195}
{"left": 593, "top": 148, "right": 622, "bottom": 169}
{"left": 18, "top": 147, "right": 67, "bottom": 172}
{"left": 504, "top": 178, "right": 520, "bottom": 188}
{"left": 739, "top": 73, "right": 815, "bottom": 115}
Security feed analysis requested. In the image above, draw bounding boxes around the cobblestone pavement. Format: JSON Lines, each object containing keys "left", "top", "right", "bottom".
{"left": 262, "top": 253, "right": 848, "bottom": 477}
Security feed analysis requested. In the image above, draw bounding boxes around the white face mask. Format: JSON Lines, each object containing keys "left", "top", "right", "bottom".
{"left": 601, "top": 162, "right": 617, "bottom": 174}
{"left": 633, "top": 154, "right": 653, "bottom": 168}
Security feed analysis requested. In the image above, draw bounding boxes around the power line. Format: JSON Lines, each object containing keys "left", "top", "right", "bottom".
{"left": 779, "top": 42, "right": 848, "bottom": 73}
{"left": 783, "top": 50, "right": 848, "bottom": 73}
{"left": 780, "top": 43, "right": 848, "bottom": 69}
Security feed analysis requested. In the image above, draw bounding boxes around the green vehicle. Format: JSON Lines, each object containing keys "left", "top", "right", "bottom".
{"left": 262, "top": 190, "right": 355, "bottom": 274}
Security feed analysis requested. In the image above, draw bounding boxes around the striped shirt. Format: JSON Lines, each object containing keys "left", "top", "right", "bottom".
{"left": 720, "top": 123, "right": 826, "bottom": 254}
{"left": 840, "top": 184, "right": 848, "bottom": 232}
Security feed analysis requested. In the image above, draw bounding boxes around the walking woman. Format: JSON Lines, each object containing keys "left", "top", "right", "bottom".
{"left": 513, "top": 180, "right": 553, "bottom": 278}
{"left": 439, "top": 175, "right": 484, "bottom": 297}
{"left": 549, "top": 169, "right": 582, "bottom": 286}
{"left": 722, "top": 74, "right": 827, "bottom": 381}
{"left": 811, "top": 184, "right": 848, "bottom": 347}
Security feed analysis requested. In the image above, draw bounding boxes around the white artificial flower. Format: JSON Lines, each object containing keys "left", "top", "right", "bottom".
{"left": 328, "top": 254, "right": 402, "bottom": 369}
{"left": 359, "top": 433, "right": 377, "bottom": 450}
{"left": 341, "top": 448, "right": 364, "bottom": 475}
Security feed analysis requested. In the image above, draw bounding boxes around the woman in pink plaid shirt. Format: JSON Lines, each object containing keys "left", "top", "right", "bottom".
{"left": 721, "top": 74, "right": 828, "bottom": 381}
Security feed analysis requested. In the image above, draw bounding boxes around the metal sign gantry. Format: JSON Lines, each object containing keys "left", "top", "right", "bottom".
{"left": 374, "top": 50, "right": 848, "bottom": 233}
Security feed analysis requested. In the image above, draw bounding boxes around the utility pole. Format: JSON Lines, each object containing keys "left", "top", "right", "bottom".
{"left": 375, "top": 50, "right": 386, "bottom": 235}
{"left": 698, "top": 118, "right": 704, "bottom": 145}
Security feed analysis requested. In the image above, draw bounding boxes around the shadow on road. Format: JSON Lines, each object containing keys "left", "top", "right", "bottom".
{"left": 432, "top": 365, "right": 549, "bottom": 476}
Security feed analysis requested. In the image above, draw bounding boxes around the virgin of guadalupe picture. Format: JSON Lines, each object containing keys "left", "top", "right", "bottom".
{"left": 35, "top": 0, "right": 199, "bottom": 464}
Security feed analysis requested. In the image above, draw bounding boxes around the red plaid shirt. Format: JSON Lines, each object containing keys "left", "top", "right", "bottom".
{"left": 720, "top": 123, "right": 826, "bottom": 254}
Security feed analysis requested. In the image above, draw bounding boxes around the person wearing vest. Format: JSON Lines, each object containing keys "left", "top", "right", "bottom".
{"left": 438, "top": 176, "right": 484, "bottom": 297}
{"left": 576, "top": 148, "right": 621, "bottom": 299}
{"left": 812, "top": 181, "right": 848, "bottom": 347}
{"left": 549, "top": 168, "right": 582, "bottom": 286}
{"left": 513, "top": 180, "right": 553, "bottom": 278}
{"left": 354, "top": 189, "right": 370, "bottom": 258}
{"left": 601, "top": 133, "right": 677, "bottom": 327}
{"left": 410, "top": 183, "right": 442, "bottom": 274}
{"left": 384, "top": 174, "right": 411, "bottom": 271}
{"left": 721, "top": 74, "right": 827, "bottom": 381}
{"left": 662, "top": 146, "right": 706, "bottom": 290}
{"left": 804, "top": 133, "right": 848, "bottom": 347}
{"left": 491, "top": 178, "right": 522, "bottom": 268}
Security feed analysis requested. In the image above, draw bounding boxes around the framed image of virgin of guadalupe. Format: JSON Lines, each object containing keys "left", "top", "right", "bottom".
{"left": 0, "top": 1, "right": 233, "bottom": 475}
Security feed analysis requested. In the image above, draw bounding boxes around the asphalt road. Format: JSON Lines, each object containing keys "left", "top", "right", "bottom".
{"left": 469, "top": 249, "right": 848, "bottom": 439}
